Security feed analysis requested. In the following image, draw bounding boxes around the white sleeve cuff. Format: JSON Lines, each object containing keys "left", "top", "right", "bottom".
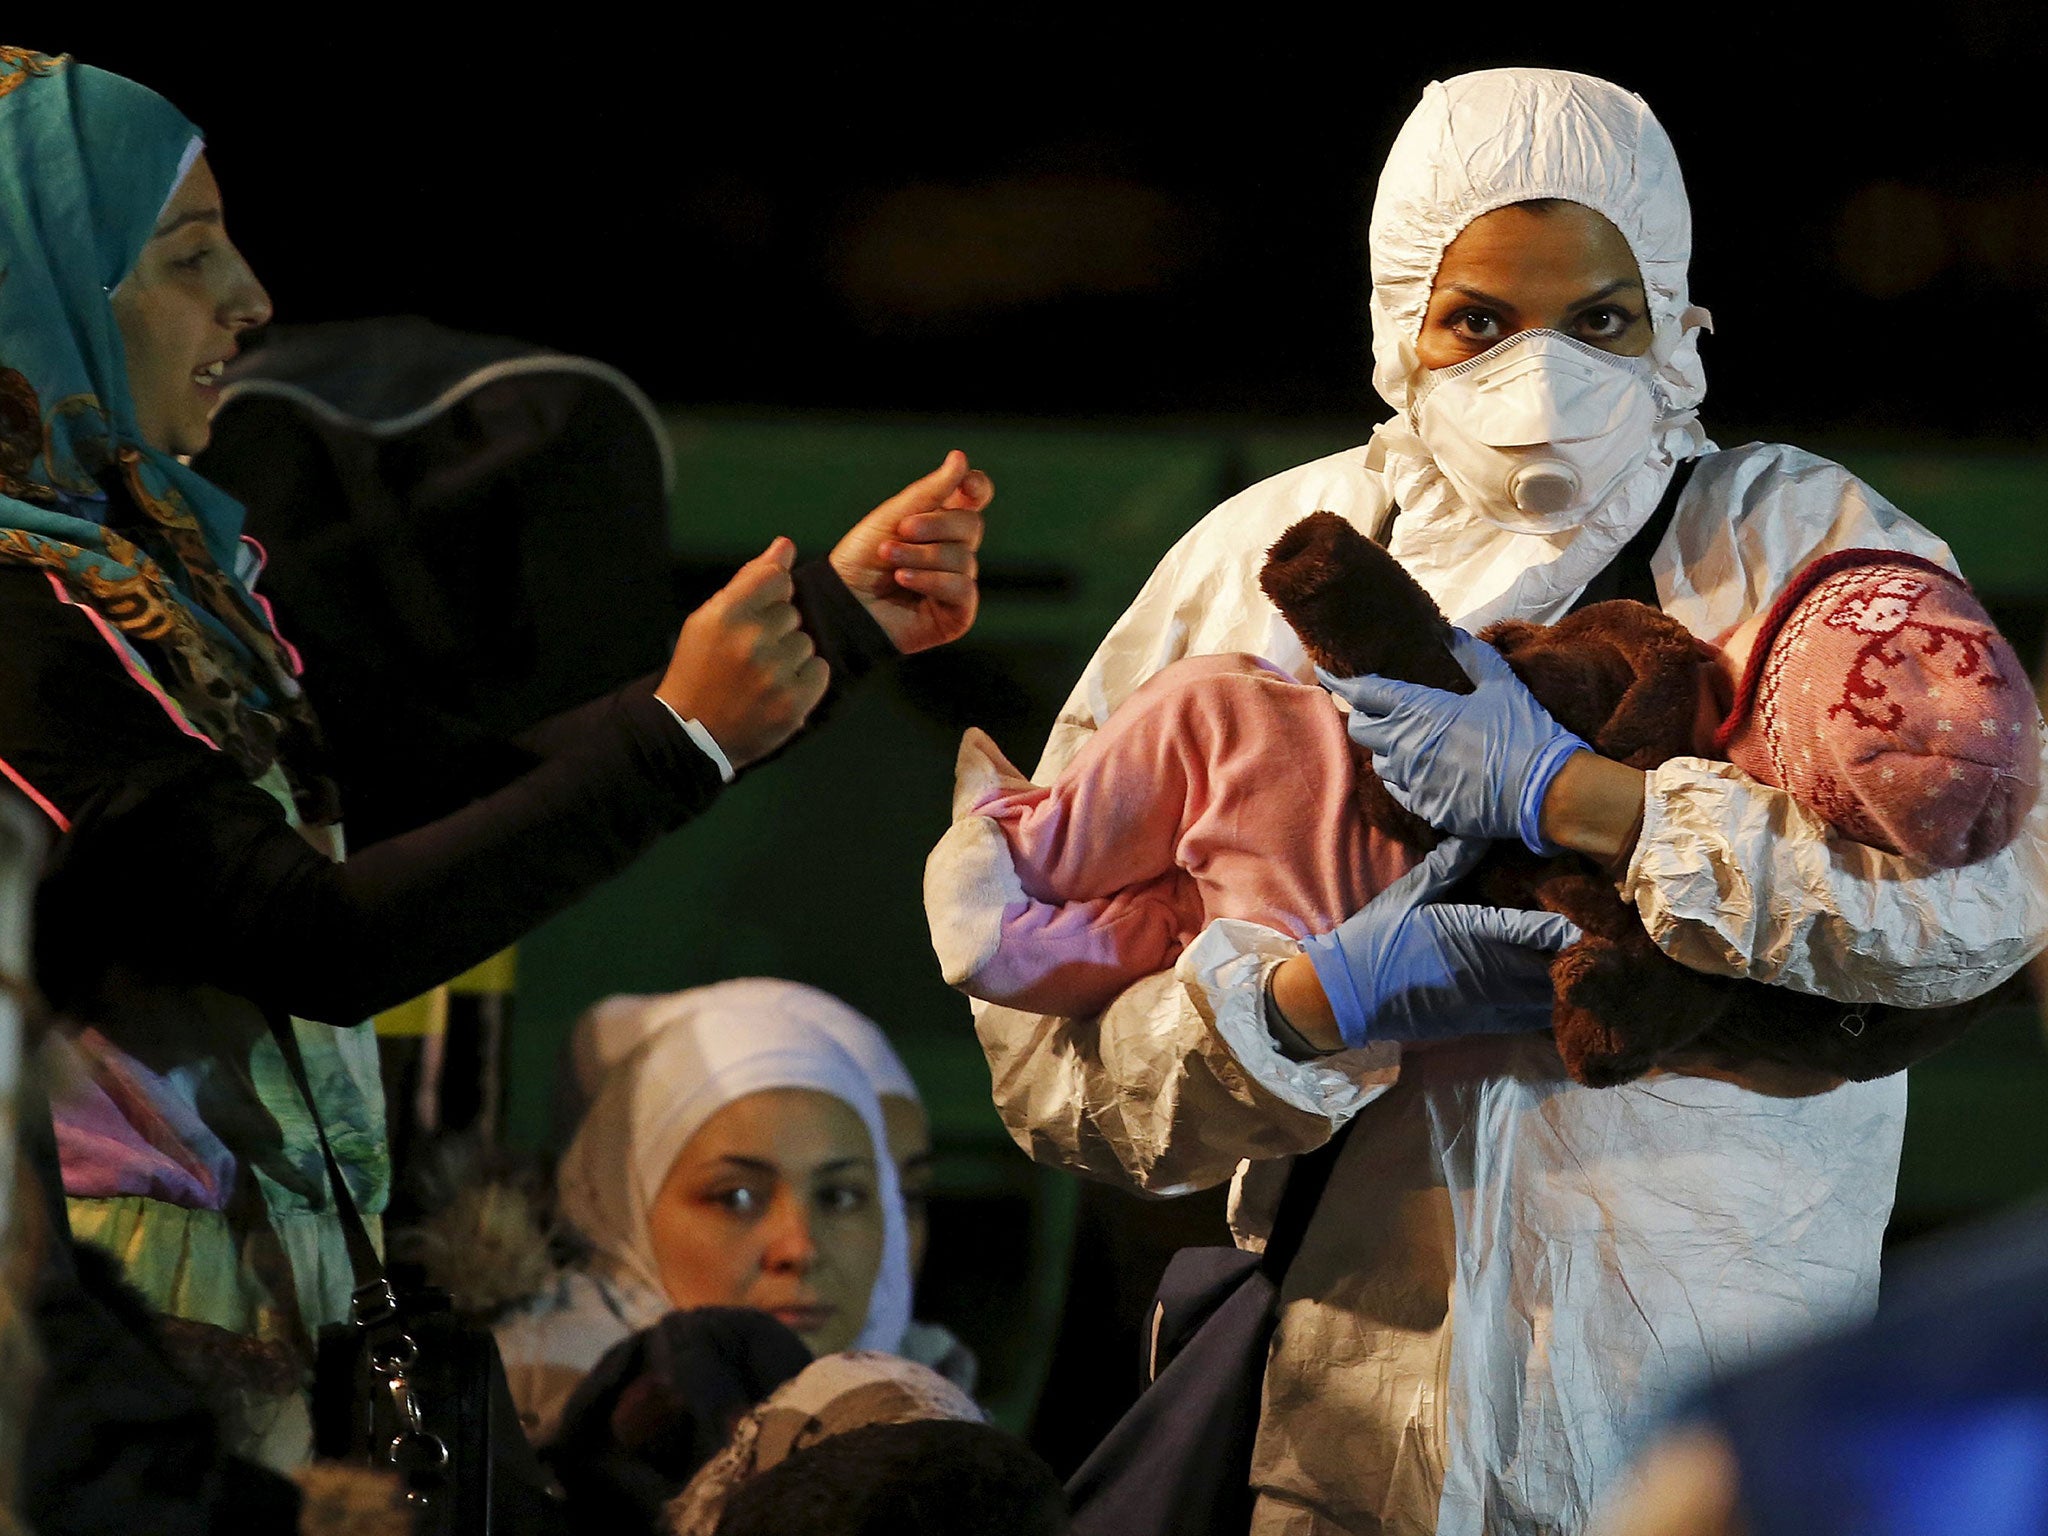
{"left": 655, "top": 696, "right": 737, "bottom": 784}
{"left": 1181, "top": 919, "right": 1400, "bottom": 1122}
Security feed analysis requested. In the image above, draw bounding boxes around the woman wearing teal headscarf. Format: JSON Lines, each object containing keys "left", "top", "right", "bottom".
{"left": 0, "top": 46, "right": 991, "bottom": 1467}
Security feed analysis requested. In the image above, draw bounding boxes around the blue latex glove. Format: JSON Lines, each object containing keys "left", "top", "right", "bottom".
{"left": 1300, "top": 835, "right": 1582, "bottom": 1050}
{"left": 1319, "top": 628, "right": 1590, "bottom": 854}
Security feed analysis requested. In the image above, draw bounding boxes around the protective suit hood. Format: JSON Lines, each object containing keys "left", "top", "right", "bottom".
{"left": 1367, "top": 68, "right": 1716, "bottom": 627}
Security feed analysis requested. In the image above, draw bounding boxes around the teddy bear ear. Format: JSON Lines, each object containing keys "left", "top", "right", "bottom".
{"left": 1262, "top": 511, "right": 1470, "bottom": 694}
{"left": 1502, "top": 640, "right": 1638, "bottom": 746}
{"left": 1586, "top": 625, "right": 1706, "bottom": 769}
{"left": 1478, "top": 618, "right": 1544, "bottom": 657}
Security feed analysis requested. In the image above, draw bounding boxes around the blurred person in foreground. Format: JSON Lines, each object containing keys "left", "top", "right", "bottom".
{"left": 667, "top": 1352, "right": 1065, "bottom": 1536}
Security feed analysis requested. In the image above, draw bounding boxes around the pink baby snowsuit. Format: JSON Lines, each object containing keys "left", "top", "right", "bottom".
{"left": 954, "top": 653, "right": 1418, "bottom": 1018}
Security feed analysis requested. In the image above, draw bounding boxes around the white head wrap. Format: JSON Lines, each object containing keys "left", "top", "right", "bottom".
{"left": 1365, "top": 68, "right": 1717, "bottom": 628}
{"left": 555, "top": 997, "right": 914, "bottom": 1355}
{"left": 564, "top": 980, "right": 920, "bottom": 1126}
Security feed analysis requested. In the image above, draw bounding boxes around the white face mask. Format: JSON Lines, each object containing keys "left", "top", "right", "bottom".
{"left": 1410, "top": 329, "right": 1660, "bottom": 534}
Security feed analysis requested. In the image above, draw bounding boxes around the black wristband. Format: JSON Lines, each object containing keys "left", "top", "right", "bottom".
{"left": 1263, "top": 963, "right": 1343, "bottom": 1061}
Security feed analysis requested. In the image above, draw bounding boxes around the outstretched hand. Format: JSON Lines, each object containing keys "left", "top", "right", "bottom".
{"left": 829, "top": 450, "right": 992, "bottom": 654}
{"left": 657, "top": 537, "right": 829, "bottom": 770}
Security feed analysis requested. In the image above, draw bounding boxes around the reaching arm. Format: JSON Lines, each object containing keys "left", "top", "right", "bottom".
{"left": 5, "top": 570, "right": 722, "bottom": 1025}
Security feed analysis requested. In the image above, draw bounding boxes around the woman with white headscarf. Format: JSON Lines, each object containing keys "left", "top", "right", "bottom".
{"left": 563, "top": 980, "right": 975, "bottom": 1386}
{"left": 496, "top": 996, "right": 913, "bottom": 1447}
{"left": 934, "top": 67, "right": 2048, "bottom": 1534}
{"left": 566, "top": 982, "right": 929, "bottom": 1245}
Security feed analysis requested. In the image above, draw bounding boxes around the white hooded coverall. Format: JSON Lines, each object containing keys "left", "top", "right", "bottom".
{"left": 928, "top": 69, "right": 2048, "bottom": 1535}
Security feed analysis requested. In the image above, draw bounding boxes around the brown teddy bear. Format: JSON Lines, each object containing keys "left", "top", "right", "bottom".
{"left": 1260, "top": 510, "right": 2027, "bottom": 1088}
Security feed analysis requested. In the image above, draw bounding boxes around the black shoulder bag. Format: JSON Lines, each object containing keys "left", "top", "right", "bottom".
{"left": 266, "top": 1013, "right": 567, "bottom": 1535}
{"left": 1063, "top": 458, "right": 1704, "bottom": 1536}
{"left": 1063, "top": 1121, "right": 1352, "bottom": 1536}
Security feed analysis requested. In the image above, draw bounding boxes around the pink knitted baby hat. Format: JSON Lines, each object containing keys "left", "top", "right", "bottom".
{"left": 1714, "top": 550, "right": 2039, "bottom": 867}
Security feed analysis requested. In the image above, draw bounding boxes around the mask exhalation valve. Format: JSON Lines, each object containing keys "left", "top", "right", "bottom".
{"left": 1508, "top": 460, "right": 1580, "bottom": 517}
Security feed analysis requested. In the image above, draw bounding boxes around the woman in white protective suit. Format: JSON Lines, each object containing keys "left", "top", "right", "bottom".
{"left": 939, "top": 67, "right": 2048, "bottom": 1535}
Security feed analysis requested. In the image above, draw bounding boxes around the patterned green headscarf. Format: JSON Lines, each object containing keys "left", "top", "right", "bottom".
{"left": 0, "top": 47, "right": 329, "bottom": 814}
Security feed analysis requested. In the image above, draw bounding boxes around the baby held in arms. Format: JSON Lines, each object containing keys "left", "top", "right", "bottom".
{"left": 924, "top": 514, "right": 2039, "bottom": 1083}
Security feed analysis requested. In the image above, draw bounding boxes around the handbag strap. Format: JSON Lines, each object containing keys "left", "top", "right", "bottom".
{"left": 264, "top": 1010, "right": 405, "bottom": 1331}
{"left": 271, "top": 1012, "right": 475, "bottom": 1514}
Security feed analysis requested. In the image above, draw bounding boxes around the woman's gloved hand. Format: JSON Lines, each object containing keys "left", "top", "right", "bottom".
{"left": 1299, "top": 836, "right": 1580, "bottom": 1050}
{"left": 1320, "top": 628, "right": 1589, "bottom": 854}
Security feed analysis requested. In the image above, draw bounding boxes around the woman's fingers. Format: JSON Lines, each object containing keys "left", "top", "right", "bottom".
{"left": 822, "top": 451, "right": 990, "bottom": 653}
{"left": 891, "top": 507, "right": 987, "bottom": 550}
{"left": 654, "top": 535, "right": 834, "bottom": 768}
{"left": 875, "top": 450, "right": 975, "bottom": 523}
{"left": 755, "top": 598, "right": 805, "bottom": 640}
{"left": 879, "top": 539, "right": 976, "bottom": 575}
{"left": 766, "top": 624, "right": 816, "bottom": 668}
{"left": 720, "top": 537, "right": 798, "bottom": 612}
{"left": 892, "top": 568, "right": 976, "bottom": 603}
{"left": 942, "top": 467, "right": 994, "bottom": 512}
{"left": 793, "top": 653, "right": 831, "bottom": 713}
